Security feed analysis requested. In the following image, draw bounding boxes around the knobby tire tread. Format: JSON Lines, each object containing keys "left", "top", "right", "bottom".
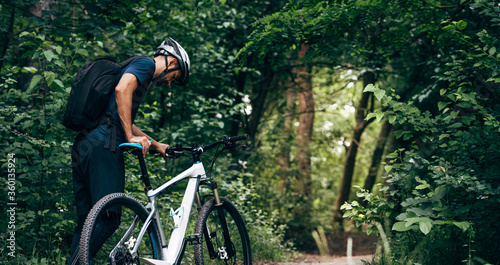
{"left": 78, "top": 192, "right": 162, "bottom": 265}
{"left": 193, "top": 197, "right": 252, "bottom": 265}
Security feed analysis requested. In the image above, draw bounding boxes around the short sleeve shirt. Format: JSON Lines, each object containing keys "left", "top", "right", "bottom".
{"left": 88, "top": 56, "right": 155, "bottom": 145}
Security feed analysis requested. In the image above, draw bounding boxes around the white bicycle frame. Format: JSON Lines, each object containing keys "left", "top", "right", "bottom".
{"left": 131, "top": 161, "right": 208, "bottom": 265}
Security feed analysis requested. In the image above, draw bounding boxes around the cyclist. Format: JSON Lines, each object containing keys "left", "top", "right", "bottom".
{"left": 67, "top": 38, "right": 190, "bottom": 264}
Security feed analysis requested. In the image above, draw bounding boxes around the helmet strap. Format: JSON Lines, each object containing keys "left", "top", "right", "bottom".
{"left": 153, "top": 65, "right": 181, "bottom": 86}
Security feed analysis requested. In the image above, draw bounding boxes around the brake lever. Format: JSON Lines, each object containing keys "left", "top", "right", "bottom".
{"left": 165, "top": 149, "right": 188, "bottom": 159}
{"left": 223, "top": 141, "right": 247, "bottom": 151}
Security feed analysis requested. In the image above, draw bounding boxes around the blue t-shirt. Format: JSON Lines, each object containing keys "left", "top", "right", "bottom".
{"left": 88, "top": 56, "right": 155, "bottom": 145}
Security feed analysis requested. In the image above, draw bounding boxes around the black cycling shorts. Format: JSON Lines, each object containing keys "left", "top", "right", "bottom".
{"left": 71, "top": 133, "right": 125, "bottom": 217}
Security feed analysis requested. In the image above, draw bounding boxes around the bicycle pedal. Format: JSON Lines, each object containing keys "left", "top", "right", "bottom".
{"left": 186, "top": 234, "right": 201, "bottom": 245}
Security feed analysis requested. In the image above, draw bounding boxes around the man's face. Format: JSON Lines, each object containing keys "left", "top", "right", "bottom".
{"left": 159, "top": 67, "right": 181, "bottom": 86}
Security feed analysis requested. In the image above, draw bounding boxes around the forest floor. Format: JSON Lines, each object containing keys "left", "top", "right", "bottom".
{"left": 259, "top": 231, "right": 379, "bottom": 265}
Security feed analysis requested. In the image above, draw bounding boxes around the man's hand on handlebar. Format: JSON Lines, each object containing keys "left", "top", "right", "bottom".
{"left": 128, "top": 136, "right": 151, "bottom": 157}
{"left": 124, "top": 134, "right": 250, "bottom": 159}
{"left": 152, "top": 142, "right": 171, "bottom": 159}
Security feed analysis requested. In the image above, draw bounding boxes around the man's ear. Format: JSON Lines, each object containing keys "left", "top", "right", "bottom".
{"left": 167, "top": 57, "right": 178, "bottom": 67}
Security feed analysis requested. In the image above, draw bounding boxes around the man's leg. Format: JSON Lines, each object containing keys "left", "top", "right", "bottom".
{"left": 86, "top": 136, "right": 125, "bottom": 257}
{"left": 68, "top": 134, "right": 94, "bottom": 265}
{"left": 88, "top": 211, "right": 122, "bottom": 258}
{"left": 67, "top": 214, "right": 86, "bottom": 265}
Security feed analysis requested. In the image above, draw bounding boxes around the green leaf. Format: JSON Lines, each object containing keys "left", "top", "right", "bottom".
{"left": 404, "top": 217, "right": 421, "bottom": 227}
{"left": 43, "top": 71, "right": 56, "bottom": 86}
{"left": 456, "top": 20, "right": 467, "bottom": 30}
{"left": 366, "top": 113, "right": 377, "bottom": 121}
{"left": 392, "top": 222, "right": 414, "bottom": 232}
{"left": 376, "top": 112, "right": 384, "bottom": 122}
{"left": 443, "top": 25, "right": 455, "bottom": 31}
{"left": 439, "top": 134, "right": 450, "bottom": 140}
{"left": 43, "top": 50, "right": 55, "bottom": 62}
{"left": 406, "top": 211, "right": 417, "bottom": 218}
{"left": 388, "top": 115, "right": 396, "bottom": 124}
{"left": 374, "top": 89, "right": 386, "bottom": 101}
{"left": 385, "top": 151, "right": 399, "bottom": 159}
{"left": 456, "top": 102, "right": 471, "bottom": 108}
{"left": 19, "top": 31, "right": 31, "bottom": 37}
{"left": 489, "top": 47, "right": 496, "bottom": 56}
{"left": 396, "top": 213, "right": 407, "bottom": 221}
{"left": 395, "top": 130, "right": 404, "bottom": 139}
{"left": 77, "top": 49, "right": 89, "bottom": 57}
{"left": 384, "top": 165, "right": 393, "bottom": 172}
{"left": 415, "top": 184, "right": 429, "bottom": 190}
{"left": 453, "top": 221, "right": 470, "bottom": 232}
{"left": 438, "top": 101, "right": 448, "bottom": 111}
{"left": 419, "top": 218, "right": 433, "bottom": 235}
{"left": 363, "top": 84, "right": 376, "bottom": 92}
{"left": 53, "top": 79, "right": 64, "bottom": 89}
{"left": 28, "top": 75, "right": 43, "bottom": 92}
{"left": 22, "top": 142, "right": 33, "bottom": 150}
{"left": 13, "top": 115, "right": 25, "bottom": 124}
{"left": 448, "top": 122, "right": 462, "bottom": 129}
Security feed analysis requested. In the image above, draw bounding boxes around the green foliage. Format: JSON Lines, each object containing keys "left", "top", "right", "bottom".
{"left": 0, "top": 35, "right": 77, "bottom": 263}
{"left": 343, "top": 3, "right": 500, "bottom": 262}
{"left": 3, "top": 0, "right": 499, "bottom": 263}
{"left": 226, "top": 177, "right": 295, "bottom": 262}
{"left": 1, "top": 0, "right": 293, "bottom": 263}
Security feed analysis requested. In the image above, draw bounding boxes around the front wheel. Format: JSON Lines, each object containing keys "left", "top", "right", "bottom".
{"left": 194, "top": 197, "right": 252, "bottom": 264}
{"left": 79, "top": 193, "right": 162, "bottom": 265}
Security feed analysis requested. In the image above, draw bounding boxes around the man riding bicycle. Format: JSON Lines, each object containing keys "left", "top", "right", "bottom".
{"left": 67, "top": 38, "right": 191, "bottom": 264}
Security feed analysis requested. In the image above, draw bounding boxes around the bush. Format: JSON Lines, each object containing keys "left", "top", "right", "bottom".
{"left": 343, "top": 18, "right": 500, "bottom": 263}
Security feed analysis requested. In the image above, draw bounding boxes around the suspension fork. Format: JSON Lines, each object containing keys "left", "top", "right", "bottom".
{"left": 200, "top": 180, "right": 235, "bottom": 259}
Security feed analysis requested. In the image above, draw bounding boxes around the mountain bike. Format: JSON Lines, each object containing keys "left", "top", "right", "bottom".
{"left": 78, "top": 135, "right": 252, "bottom": 265}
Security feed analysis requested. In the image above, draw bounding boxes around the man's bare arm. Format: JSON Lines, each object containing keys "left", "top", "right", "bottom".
{"left": 115, "top": 73, "right": 151, "bottom": 156}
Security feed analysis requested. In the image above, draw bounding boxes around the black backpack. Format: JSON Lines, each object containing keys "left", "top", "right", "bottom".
{"left": 62, "top": 56, "right": 140, "bottom": 132}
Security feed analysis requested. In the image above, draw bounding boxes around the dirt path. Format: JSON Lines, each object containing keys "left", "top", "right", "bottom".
{"left": 260, "top": 231, "right": 378, "bottom": 265}
{"left": 261, "top": 254, "right": 374, "bottom": 265}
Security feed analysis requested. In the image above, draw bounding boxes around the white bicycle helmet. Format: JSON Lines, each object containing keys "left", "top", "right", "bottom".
{"left": 154, "top": 38, "right": 190, "bottom": 86}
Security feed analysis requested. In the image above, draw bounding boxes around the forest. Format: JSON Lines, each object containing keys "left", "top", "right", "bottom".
{"left": 1, "top": 0, "right": 499, "bottom": 264}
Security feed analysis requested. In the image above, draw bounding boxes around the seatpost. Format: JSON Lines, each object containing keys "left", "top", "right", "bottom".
{"left": 137, "top": 154, "right": 152, "bottom": 191}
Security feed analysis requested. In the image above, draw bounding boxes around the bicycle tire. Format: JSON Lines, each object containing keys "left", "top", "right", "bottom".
{"left": 194, "top": 197, "right": 252, "bottom": 265}
{"left": 79, "top": 193, "right": 163, "bottom": 265}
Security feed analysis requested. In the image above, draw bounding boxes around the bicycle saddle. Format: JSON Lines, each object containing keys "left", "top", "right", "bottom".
{"left": 119, "top": 140, "right": 152, "bottom": 152}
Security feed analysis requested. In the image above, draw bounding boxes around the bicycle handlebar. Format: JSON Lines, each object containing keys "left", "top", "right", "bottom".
{"left": 166, "top": 134, "right": 249, "bottom": 159}
{"left": 119, "top": 134, "right": 249, "bottom": 160}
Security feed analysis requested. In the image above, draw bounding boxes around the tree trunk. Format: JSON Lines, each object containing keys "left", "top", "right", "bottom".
{"left": 295, "top": 44, "right": 314, "bottom": 200}
{"left": 360, "top": 121, "right": 392, "bottom": 206}
{"left": 231, "top": 71, "right": 247, "bottom": 136}
{"left": 277, "top": 83, "right": 296, "bottom": 191}
{"left": 287, "top": 44, "right": 315, "bottom": 249}
{"left": 0, "top": 5, "right": 15, "bottom": 71}
{"left": 333, "top": 71, "right": 376, "bottom": 224}
{"left": 248, "top": 59, "right": 274, "bottom": 140}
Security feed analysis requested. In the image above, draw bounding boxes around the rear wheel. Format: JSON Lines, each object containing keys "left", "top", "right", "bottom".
{"left": 79, "top": 193, "right": 162, "bottom": 264}
{"left": 194, "top": 197, "right": 251, "bottom": 264}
